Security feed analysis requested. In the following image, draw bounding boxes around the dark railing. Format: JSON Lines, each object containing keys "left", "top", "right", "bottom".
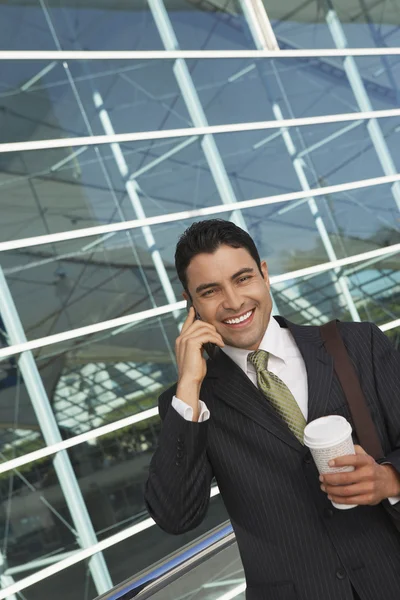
{"left": 94, "top": 521, "right": 235, "bottom": 600}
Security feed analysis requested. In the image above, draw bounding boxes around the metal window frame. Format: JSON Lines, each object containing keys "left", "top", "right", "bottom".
{"left": 3, "top": 108, "right": 400, "bottom": 153}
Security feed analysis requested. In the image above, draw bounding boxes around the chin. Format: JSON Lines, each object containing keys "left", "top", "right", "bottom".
{"left": 228, "top": 332, "right": 263, "bottom": 351}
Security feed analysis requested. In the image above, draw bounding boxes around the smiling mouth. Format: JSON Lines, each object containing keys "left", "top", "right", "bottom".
{"left": 222, "top": 309, "right": 255, "bottom": 327}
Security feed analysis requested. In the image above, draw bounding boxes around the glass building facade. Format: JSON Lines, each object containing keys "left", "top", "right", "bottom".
{"left": 0, "top": 1, "right": 399, "bottom": 598}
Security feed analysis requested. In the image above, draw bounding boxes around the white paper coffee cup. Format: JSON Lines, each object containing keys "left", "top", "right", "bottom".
{"left": 304, "top": 415, "right": 356, "bottom": 510}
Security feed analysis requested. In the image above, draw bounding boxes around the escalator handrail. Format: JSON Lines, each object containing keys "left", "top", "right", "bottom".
{"left": 94, "top": 521, "right": 235, "bottom": 600}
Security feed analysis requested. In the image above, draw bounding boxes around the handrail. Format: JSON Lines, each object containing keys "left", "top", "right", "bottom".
{"left": 93, "top": 521, "right": 235, "bottom": 600}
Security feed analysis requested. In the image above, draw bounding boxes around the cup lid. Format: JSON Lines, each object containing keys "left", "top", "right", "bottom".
{"left": 304, "top": 415, "right": 351, "bottom": 446}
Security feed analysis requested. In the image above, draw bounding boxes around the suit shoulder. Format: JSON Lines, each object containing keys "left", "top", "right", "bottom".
{"left": 322, "top": 320, "right": 373, "bottom": 350}
{"left": 337, "top": 320, "right": 372, "bottom": 334}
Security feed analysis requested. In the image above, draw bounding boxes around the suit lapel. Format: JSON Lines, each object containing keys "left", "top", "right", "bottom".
{"left": 206, "top": 348, "right": 304, "bottom": 452}
{"left": 281, "top": 317, "right": 334, "bottom": 423}
{"left": 206, "top": 317, "right": 335, "bottom": 451}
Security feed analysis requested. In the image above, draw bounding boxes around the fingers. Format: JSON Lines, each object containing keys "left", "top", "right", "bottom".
{"left": 176, "top": 315, "right": 224, "bottom": 385}
{"left": 181, "top": 306, "right": 196, "bottom": 334}
{"left": 176, "top": 324, "right": 224, "bottom": 369}
{"left": 327, "top": 494, "right": 366, "bottom": 506}
{"left": 321, "top": 481, "right": 374, "bottom": 499}
{"left": 319, "top": 447, "right": 384, "bottom": 507}
{"left": 328, "top": 452, "right": 373, "bottom": 469}
{"left": 178, "top": 321, "right": 224, "bottom": 347}
{"left": 180, "top": 329, "right": 225, "bottom": 352}
{"left": 325, "top": 486, "right": 379, "bottom": 506}
{"left": 321, "top": 467, "right": 372, "bottom": 486}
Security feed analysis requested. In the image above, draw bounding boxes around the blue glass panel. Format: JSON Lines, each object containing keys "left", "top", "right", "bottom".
{"left": 163, "top": 0, "right": 255, "bottom": 50}
{"left": 0, "top": 61, "right": 89, "bottom": 144}
{"left": 0, "top": 2, "right": 55, "bottom": 50}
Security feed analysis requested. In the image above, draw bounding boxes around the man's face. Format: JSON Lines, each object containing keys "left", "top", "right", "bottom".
{"left": 184, "top": 244, "right": 273, "bottom": 350}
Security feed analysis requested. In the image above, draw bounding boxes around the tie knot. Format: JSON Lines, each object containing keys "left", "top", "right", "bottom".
{"left": 248, "top": 349, "right": 270, "bottom": 372}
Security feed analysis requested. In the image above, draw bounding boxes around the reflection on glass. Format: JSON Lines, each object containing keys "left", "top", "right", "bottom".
{"left": 163, "top": 0, "right": 254, "bottom": 50}
{"left": 0, "top": 0, "right": 162, "bottom": 52}
{"left": 0, "top": 135, "right": 215, "bottom": 243}
{"left": 275, "top": 250, "right": 400, "bottom": 328}
{"left": 266, "top": 0, "right": 334, "bottom": 50}
{"left": 267, "top": 0, "right": 400, "bottom": 50}
{"left": 0, "top": 355, "right": 46, "bottom": 465}
{"left": 0, "top": 2, "right": 55, "bottom": 51}
{"left": 267, "top": 0, "right": 400, "bottom": 122}
{"left": 4, "top": 162, "right": 399, "bottom": 342}
{"left": 0, "top": 359, "right": 91, "bottom": 596}
{"left": 32, "top": 311, "right": 179, "bottom": 433}
{"left": 4, "top": 228, "right": 181, "bottom": 340}
{"left": 329, "top": 0, "right": 400, "bottom": 49}
{"left": 0, "top": 2, "right": 399, "bottom": 599}
{"left": 346, "top": 254, "right": 400, "bottom": 326}
{"left": 0, "top": 58, "right": 192, "bottom": 145}
{"left": 0, "top": 144, "right": 128, "bottom": 242}
{"left": 0, "top": 61, "right": 90, "bottom": 144}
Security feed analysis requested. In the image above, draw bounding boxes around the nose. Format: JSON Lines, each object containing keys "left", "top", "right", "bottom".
{"left": 221, "top": 286, "right": 244, "bottom": 313}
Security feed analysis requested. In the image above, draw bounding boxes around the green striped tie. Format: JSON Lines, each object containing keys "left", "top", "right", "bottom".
{"left": 248, "top": 350, "right": 306, "bottom": 444}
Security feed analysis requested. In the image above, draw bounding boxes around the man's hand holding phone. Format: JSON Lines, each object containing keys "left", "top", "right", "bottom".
{"left": 176, "top": 306, "right": 224, "bottom": 421}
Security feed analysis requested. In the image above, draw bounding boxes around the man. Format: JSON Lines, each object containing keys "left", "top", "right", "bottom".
{"left": 145, "top": 219, "right": 400, "bottom": 600}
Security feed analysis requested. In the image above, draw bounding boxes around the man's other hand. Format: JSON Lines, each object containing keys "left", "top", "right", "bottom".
{"left": 319, "top": 445, "right": 400, "bottom": 506}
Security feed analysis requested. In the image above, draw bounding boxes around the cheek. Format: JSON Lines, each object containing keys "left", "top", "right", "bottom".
{"left": 198, "top": 304, "right": 218, "bottom": 323}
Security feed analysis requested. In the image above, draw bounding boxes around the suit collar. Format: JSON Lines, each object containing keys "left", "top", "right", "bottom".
{"left": 206, "top": 316, "right": 333, "bottom": 452}
{"left": 276, "top": 317, "right": 334, "bottom": 423}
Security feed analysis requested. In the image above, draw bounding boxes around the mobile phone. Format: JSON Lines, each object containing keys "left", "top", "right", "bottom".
{"left": 186, "top": 301, "right": 218, "bottom": 360}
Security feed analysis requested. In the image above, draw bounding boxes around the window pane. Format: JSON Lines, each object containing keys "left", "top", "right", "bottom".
{"left": 1, "top": 0, "right": 162, "bottom": 52}
{"left": 1, "top": 61, "right": 90, "bottom": 144}
{"left": 11, "top": 558, "right": 95, "bottom": 600}
{"left": 0, "top": 2, "right": 56, "bottom": 51}
{"left": 0, "top": 59, "right": 192, "bottom": 145}
{"left": 2, "top": 161, "right": 398, "bottom": 340}
{"left": 39, "top": 313, "right": 179, "bottom": 434}
{"left": 266, "top": 0, "right": 400, "bottom": 49}
{"left": 329, "top": 0, "right": 400, "bottom": 49}
{"left": 163, "top": 0, "right": 255, "bottom": 50}
{"left": 274, "top": 252, "right": 400, "bottom": 328}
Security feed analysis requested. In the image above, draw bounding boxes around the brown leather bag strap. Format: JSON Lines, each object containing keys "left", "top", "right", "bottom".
{"left": 320, "top": 320, "right": 385, "bottom": 461}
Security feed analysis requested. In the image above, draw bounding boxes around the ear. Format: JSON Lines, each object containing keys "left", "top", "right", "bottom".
{"left": 182, "top": 290, "right": 189, "bottom": 302}
{"left": 260, "top": 260, "right": 270, "bottom": 287}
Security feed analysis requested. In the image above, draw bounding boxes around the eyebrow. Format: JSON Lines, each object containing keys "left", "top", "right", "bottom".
{"left": 195, "top": 267, "right": 255, "bottom": 295}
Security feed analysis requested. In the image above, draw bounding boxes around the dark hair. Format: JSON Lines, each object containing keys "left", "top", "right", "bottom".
{"left": 175, "top": 219, "right": 262, "bottom": 292}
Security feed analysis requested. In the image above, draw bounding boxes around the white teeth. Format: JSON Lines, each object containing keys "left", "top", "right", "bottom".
{"left": 224, "top": 310, "right": 253, "bottom": 325}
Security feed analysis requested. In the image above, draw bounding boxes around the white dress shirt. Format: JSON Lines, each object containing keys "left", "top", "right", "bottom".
{"left": 172, "top": 316, "right": 399, "bottom": 504}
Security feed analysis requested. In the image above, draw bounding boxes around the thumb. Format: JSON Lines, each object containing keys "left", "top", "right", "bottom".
{"left": 354, "top": 445, "right": 368, "bottom": 455}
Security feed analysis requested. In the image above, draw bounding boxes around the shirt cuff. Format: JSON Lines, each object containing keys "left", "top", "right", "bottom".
{"left": 172, "top": 396, "right": 210, "bottom": 422}
{"left": 380, "top": 462, "right": 400, "bottom": 505}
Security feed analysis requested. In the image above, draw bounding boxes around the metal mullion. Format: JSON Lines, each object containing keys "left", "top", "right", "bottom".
{"left": 0, "top": 271, "right": 112, "bottom": 595}
{"left": 146, "top": 0, "right": 282, "bottom": 315}
{"left": 240, "top": 0, "right": 361, "bottom": 322}
{"left": 325, "top": 4, "right": 400, "bottom": 212}
{"left": 1, "top": 241, "right": 400, "bottom": 361}
{"left": 4, "top": 49, "right": 400, "bottom": 60}
{"left": 5, "top": 107, "right": 400, "bottom": 154}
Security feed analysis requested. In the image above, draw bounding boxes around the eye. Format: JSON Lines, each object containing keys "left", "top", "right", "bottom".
{"left": 238, "top": 275, "right": 251, "bottom": 283}
{"left": 202, "top": 289, "right": 215, "bottom": 297}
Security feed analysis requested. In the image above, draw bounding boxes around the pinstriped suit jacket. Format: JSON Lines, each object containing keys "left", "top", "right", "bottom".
{"left": 145, "top": 317, "right": 400, "bottom": 600}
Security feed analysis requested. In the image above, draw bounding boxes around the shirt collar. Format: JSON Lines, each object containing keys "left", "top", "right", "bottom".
{"left": 222, "top": 316, "right": 287, "bottom": 373}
